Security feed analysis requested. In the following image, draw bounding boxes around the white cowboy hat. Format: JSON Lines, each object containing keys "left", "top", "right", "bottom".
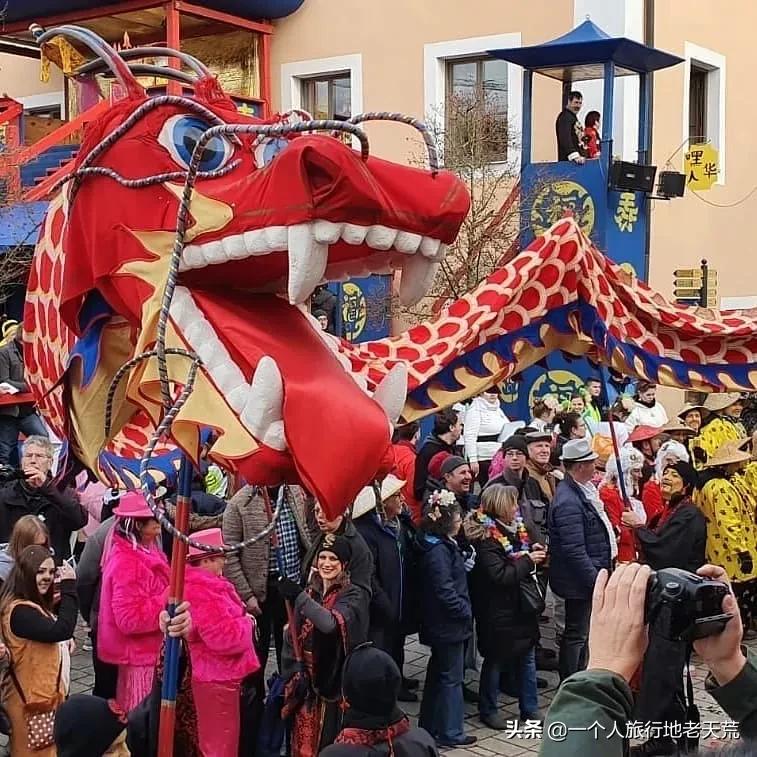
{"left": 560, "top": 437, "right": 599, "bottom": 463}
{"left": 703, "top": 392, "right": 743, "bottom": 413}
{"left": 379, "top": 474, "right": 406, "bottom": 501}
{"left": 351, "top": 485, "right": 378, "bottom": 520}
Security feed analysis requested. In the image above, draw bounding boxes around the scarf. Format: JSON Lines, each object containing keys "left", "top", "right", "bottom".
{"left": 577, "top": 480, "right": 618, "bottom": 560}
{"left": 335, "top": 716, "right": 411, "bottom": 754}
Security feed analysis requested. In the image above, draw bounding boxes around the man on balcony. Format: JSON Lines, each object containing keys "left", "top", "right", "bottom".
{"left": 556, "top": 91, "right": 587, "bottom": 164}
{"left": 0, "top": 324, "right": 48, "bottom": 466}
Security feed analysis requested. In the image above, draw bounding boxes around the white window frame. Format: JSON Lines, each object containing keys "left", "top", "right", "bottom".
{"left": 280, "top": 54, "right": 363, "bottom": 120}
{"left": 681, "top": 42, "right": 726, "bottom": 185}
{"left": 423, "top": 33, "right": 522, "bottom": 170}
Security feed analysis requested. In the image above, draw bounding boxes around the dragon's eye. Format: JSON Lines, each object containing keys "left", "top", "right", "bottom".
{"left": 254, "top": 137, "right": 288, "bottom": 167}
{"left": 158, "top": 115, "right": 233, "bottom": 172}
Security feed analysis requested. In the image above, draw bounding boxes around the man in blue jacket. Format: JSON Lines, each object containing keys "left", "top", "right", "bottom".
{"left": 548, "top": 438, "right": 612, "bottom": 681}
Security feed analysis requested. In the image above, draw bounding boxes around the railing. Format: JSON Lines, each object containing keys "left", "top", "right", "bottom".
{"left": 21, "top": 98, "right": 113, "bottom": 202}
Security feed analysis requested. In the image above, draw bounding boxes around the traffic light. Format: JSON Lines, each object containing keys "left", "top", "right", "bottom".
{"left": 673, "top": 262, "right": 718, "bottom": 307}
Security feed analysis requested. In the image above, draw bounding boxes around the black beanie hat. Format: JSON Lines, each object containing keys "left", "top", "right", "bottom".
{"left": 317, "top": 534, "right": 352, "bottom": 565}
{"left": 665, "top": 460, "right": 699, "bottom": 493}
{"left": 55, "top": 694, "right": 127, "bottom": 757}
{"left": 502, "top": 435, "right": 528, "bottom": 455}
{"left": 343, "top": 644, "right": 402, "bottom": 717}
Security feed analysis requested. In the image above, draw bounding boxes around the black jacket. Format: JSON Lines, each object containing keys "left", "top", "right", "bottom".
{"left": 556, "top": 108, "right": 585, "bottom": 162}
{"left": 0, "top": 479, "right": 87, "bottom": 561}
{"left": 415, "top": 532, "right": 472, "bottom": 647}
{"left": 354, "top": 512, "right": 403, "bottom": 627}
{"left": 303, "top": 519, "right": 374, "bottom": 598}
{"left": 636, "top": 499, "right": 707, "bottom": 572}
{"left": 413, "top": 435, "right": 455, "bottom": 502}
{"left": 469, "top": 526, "right": 540, "bottom": 662}
{"left": 0, "top": 340, "right": 31, "bottom": 417}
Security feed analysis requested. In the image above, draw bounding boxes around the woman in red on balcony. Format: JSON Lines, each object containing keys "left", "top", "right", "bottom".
{"left": 583, "top": 111, "right": 601, "bottom": 158}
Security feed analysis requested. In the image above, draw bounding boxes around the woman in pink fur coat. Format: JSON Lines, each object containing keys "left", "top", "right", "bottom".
{"left": 185, "top": 528, "right": 260, "bottom": 757}
{"left": 97, "top": 492, "right": 169, "bottom": 710}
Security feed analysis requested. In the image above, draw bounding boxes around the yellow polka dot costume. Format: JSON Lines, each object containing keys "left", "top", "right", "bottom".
{"left": 697, "top": 475, "right": 757, "bottom": 582}
{"left": 692, "top": 417, "right": 746, "bottom": 470}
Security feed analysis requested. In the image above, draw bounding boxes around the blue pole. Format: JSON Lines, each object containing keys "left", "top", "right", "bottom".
{"left": 521, "top": 69, "right": 533, "bottom": 172}
{"left": 638, "top": 72, "right": 651, "bottom": 164}
{"left": 602, "top": 61, "right": 615, "bottom": 148}
{"left": 158, "top": 454, "right": 193, "bottom": 757}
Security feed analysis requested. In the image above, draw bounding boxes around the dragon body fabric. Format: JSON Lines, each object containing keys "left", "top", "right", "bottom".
{"left": 21, "top": 38, "right": 757, "bottom": 520}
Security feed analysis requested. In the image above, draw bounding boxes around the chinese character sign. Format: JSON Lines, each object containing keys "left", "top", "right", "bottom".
{"left": 684, "top": 143, "right": 719, "bottom": 191}
{"left": 614, "top": 191, "right": 639, "bottom": 233}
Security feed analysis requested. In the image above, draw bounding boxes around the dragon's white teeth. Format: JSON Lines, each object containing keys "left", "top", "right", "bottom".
{"left": 264, "top": 225, "right": 288, "bottom": 251}
{"left": 240, "top": 356, "right": 287, "bottom": 450}
{"left": 287, "top": 223, "right": 328, "bottom": 305}
{"left": 222, "top": 235, "right": 246, "bottom": 261}
{"left": 372, "top": 363, "right": 408, "bottom": 424}
{"left": 213, "top": 359, "right": 247, "bottom": 396}
{"left": 262, "top": 419, "right": 287, "bottom": 450}
{"left": 200, "top": 240, "right": 225, "bottom": 264}
{"left": 183, "top": 318, "right": 215, "bottom": 348}
{"left": 419, "top": 236, "right": 441, "bottom": 259}
{"left": 395, "top": 231, "right": 422, "bottom": 254}
{"left": 366, "top": 225, "right": 397, "bottom": 251}
{"left": 226, "top": 385, "right": 248, "bottom": 413}
{"left": 342, "top": 223, "right": 368, "bottom": 245}
{"left": 399, "top": 254, "right": 440, "bottom": 306}
{"left": 314, "top": 220, "right": 343, "bottom": 244}
{"left": 243, "top": 229, "right": 269, "bottom": 255}
{"left": 182, "top": 244, "right": 208, "bottom": 269}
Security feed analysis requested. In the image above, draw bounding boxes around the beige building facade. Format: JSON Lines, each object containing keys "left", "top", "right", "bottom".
{"left": 1, "top": 1, "right": 752, "bottom": 306}
{"left": 271, "top": 0, "right": 755, "bottom": 309}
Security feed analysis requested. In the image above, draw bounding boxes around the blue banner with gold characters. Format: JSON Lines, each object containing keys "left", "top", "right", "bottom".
{"left": 507, "top": 159, "right": 645, "bottom": 420}
{"left": 522, "top": 159, "right": 647, "bottom": 281}
{"left": 330, "top": 275, "right": 392, "bottom": 343}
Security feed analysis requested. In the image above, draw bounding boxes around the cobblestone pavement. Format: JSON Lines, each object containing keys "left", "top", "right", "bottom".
{"left": 0, "top": 619, "right": 748, "bottom": 755}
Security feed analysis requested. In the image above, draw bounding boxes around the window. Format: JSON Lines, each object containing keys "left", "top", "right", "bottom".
{"left": 682, "top": 43, "right": 726, "bottom": 183}
{"left": 301, "top": 74, "right": 351, "bottom": 121}
{"left": 444, "top": 56, "right": 508, "bottom": 163}
{"left": 688, "top": 64, "right": 708, "bottom": 143}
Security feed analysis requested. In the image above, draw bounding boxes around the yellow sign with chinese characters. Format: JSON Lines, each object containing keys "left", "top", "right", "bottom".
{"left": 684, "top": 143, "right": 719, "bottom": 191}
{"left": 614, "top": 191, "right": 639, "bottom": 233}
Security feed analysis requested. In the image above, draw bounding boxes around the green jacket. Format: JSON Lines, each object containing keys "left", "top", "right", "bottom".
{"left": 540, "top": 651, "right": 757, "bottom": 756}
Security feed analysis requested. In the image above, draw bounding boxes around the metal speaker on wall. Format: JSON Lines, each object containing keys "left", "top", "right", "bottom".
{"left": 609, "top": 160, "right": 657, "bottom": 194}
{"left": 658, "top": 171, "right": 686, "bottom": 198}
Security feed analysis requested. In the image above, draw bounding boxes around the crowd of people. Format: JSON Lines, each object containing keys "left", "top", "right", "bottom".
{"left": 0, "top": 372, "right": 751, "bottom": 755}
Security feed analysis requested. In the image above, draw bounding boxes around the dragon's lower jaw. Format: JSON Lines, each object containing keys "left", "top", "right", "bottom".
{"left": 170, "top": 286, "right": 399, "bottom": 515}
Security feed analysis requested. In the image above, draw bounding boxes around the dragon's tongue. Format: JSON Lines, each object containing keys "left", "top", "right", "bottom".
{"left": 190, "top": 290, "right": 392, "bottom": 518}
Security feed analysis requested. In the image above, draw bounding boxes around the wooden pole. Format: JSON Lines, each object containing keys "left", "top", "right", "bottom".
{"left": 157, "top": 455, "right": 193, "bottom": 757}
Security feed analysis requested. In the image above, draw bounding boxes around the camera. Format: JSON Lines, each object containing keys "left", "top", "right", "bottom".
{"left": 646, "top": 567, "right": 732, "bottom": 642}
{"left": 0, "top": 466, "right": 27, "bottom": 484}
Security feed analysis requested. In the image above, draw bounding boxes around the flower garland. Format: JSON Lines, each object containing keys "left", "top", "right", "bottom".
{"left": 472, "top": 508, "right": 530, "bottom": 557}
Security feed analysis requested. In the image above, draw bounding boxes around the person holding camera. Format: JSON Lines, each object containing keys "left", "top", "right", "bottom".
{"left": 541, "top": 562, "right": 755, "bottom": 756}
{"left": 0, "top": 436, "right": 86, "bottom": 563}
{"left": 621, "top": 460, "right": 706, "bottom": 756}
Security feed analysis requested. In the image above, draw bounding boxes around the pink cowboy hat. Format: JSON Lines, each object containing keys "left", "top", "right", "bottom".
{"left": 112, "top": 491, "right": 155, "bottom": 519}
{"left": 187, "top": 528, "right": 226, "bottom": 562}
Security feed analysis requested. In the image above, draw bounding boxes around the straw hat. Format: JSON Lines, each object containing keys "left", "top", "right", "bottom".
{"left": 677, "top": 402, "right": 706, "bottom": 420}
{"left": 379, "top": 474, "right": 406, "bottom": 501}
{"left": 661, "top": 419, "right": 696, "bottom": 437}
{"left": 704, "top": 439, "right": 752, "bottom": 468}
{"left": 703, "top": 393, "right": 743, "bottom": 413}
{"left": 351, "top": 486, "right": 378, "bottom": 519}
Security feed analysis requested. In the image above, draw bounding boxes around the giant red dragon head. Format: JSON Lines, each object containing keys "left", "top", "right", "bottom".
{"left": 23, "top": 27, "right": 470, "bottom": 518}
